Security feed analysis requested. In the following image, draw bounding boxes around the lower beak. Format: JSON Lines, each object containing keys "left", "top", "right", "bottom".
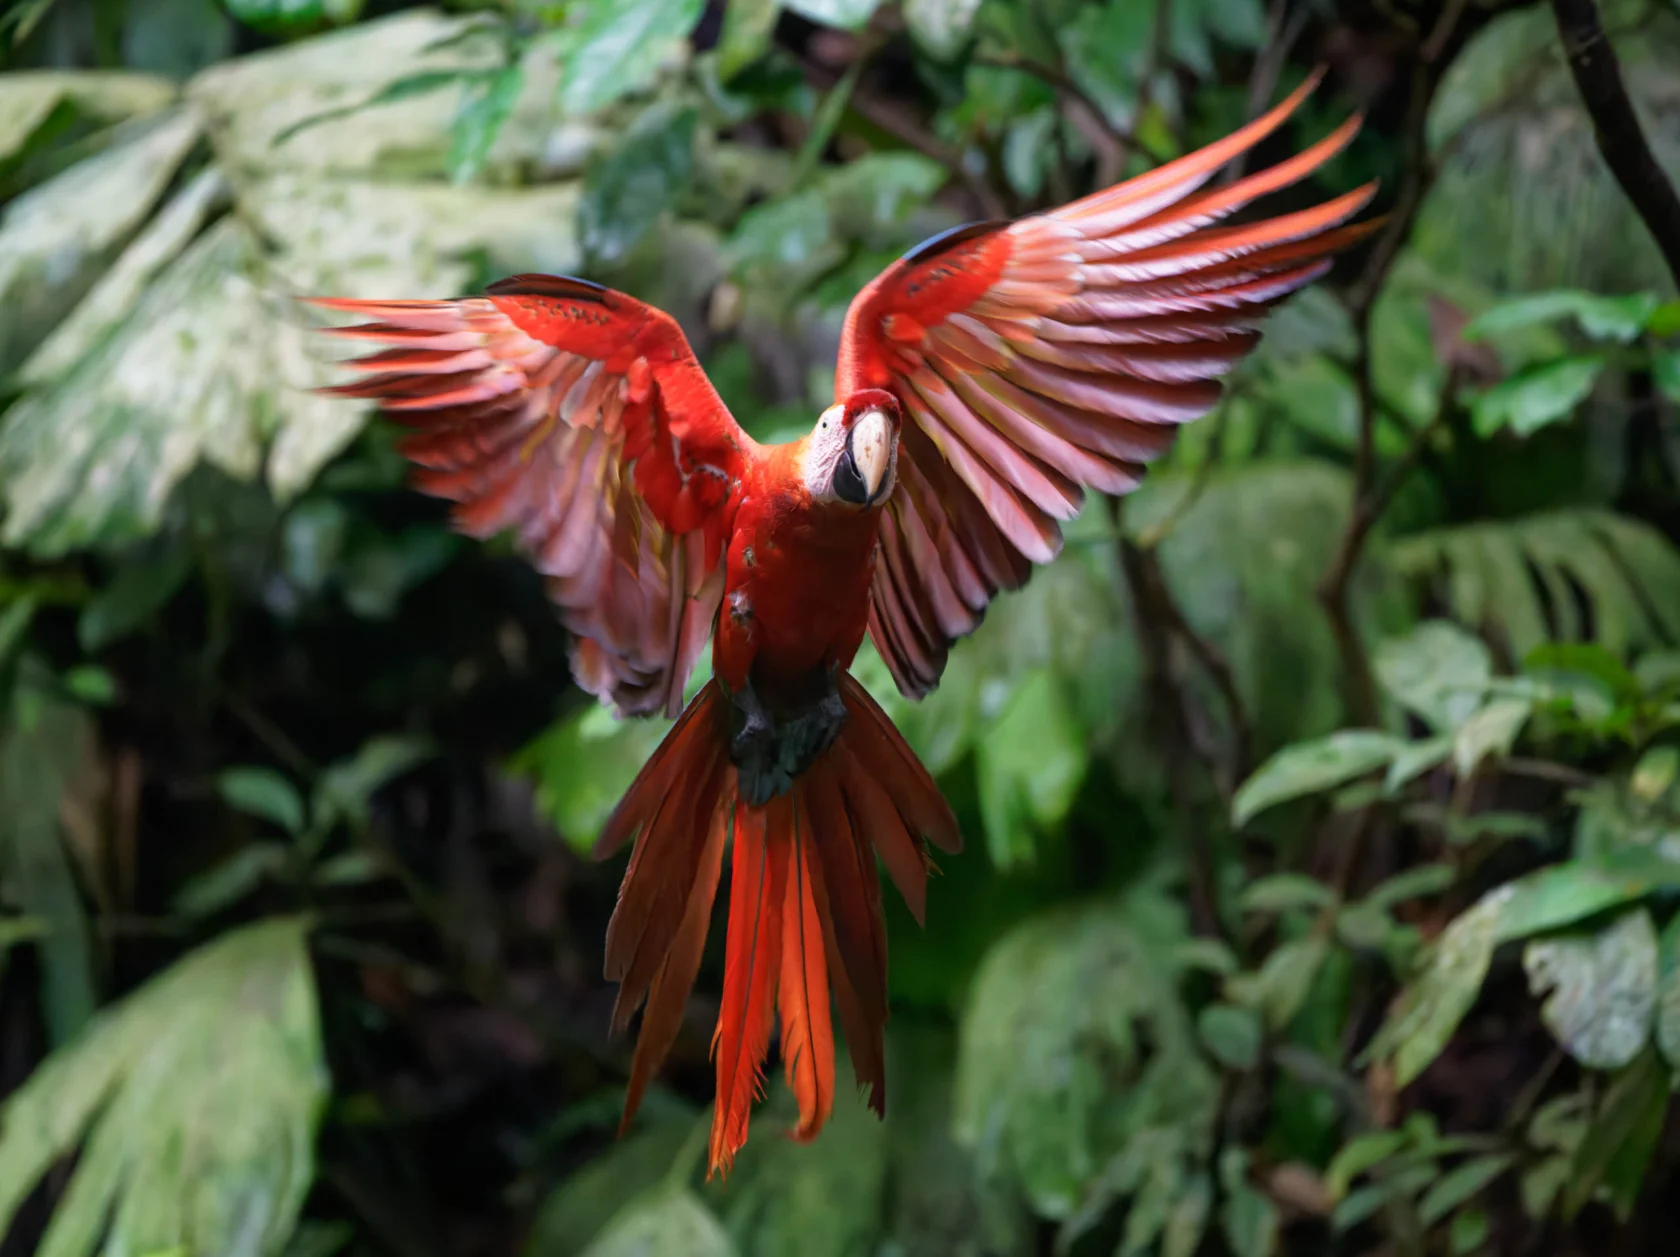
{"left": 850, "top": 412, "right": 891, "bottom": 503}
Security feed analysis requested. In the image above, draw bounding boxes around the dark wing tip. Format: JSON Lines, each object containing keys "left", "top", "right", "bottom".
{"left": 898, "top": 219, "right": 1014, "bottom": 267}
{"left": 486, "top": 273, "right": 612, "bottom": 304}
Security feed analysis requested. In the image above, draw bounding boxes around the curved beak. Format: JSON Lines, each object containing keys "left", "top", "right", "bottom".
{"left": 849, "top": 410, "right": 891, "bottom": 504}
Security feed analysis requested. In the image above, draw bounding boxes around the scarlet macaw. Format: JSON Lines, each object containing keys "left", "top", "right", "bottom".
{"left": 309, "top": 74, "right": 1374, "bottom": 1176}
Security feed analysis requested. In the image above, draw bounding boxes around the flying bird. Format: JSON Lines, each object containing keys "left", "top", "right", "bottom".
{"left": 308, "top": 72, "right": 1375, "bottom": 1177}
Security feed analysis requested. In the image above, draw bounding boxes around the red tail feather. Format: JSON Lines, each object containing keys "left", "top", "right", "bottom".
{"left": 600, "top": 677, "right": 961, "bottom": 1177}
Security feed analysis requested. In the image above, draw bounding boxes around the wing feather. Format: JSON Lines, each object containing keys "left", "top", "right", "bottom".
{"left": 309, "top": 277, "right": 754, "bottom": 717}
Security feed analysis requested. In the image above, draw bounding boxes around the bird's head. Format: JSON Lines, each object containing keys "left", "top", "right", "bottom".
{"left": 802, "top": 388, "right": 902, "bottom": 509}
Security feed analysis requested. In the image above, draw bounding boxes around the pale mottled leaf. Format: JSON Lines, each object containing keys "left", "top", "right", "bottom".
{"left": 1655, "top": 911, "right": 1680, "bottom": 1068}
{"left": 905, "top": 0, "right": 982, "bottom": 58}
{"left": 1525, "top": 909, "right": 1658, "bottom": 1069}
{"left": 0, "top": 70, "right": 177, "bottom": 168}
{"left": 1375, "top": 620, "right": 1492, "bottom": 733}
{"left": 0, "top": 106, "right": 202, "bottom": 375}
{"left": 783, "top": 0, "right": 882, "bottom": 29}
{"left": 1452, "top": 696, "right": 1531, "bottom": 776}
{"left": 552, "top": 0, "right": 703, "bottom": 117}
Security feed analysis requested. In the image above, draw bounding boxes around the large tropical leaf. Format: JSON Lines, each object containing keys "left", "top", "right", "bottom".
{"left": 0, "top": 917, "right": 327, "bottom": 1257}
{"left": 1392, "top": 509, "right": 1680, "bottom": 661}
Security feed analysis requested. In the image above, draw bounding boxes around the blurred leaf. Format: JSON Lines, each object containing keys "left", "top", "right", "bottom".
{"left": 783, "top": 0, "right": 882, "bottom": 29}
{"left": 1463, "top": 289, "right": 1661, "bottom": 344}
{"left": 76, "top": 550, "right": 191, "bottom": 651}
{"left": 0, "top": 597, "right": 37, "bottom": 670}
{"left": 717, "top": 0, "right": 780, "bottom": 79}
{"left": 524, "top": 1114, "right": 698, "bottom": 1257}
{"left": 173, "top": 842, "right": 290, "bottom": 919}
{"left": 61, "top": 666, "right": 116, "bottom": 706}
{"left": 0, "top": 107, "right": 202, "bottom": 377}
{"left": 707, "top": 1079, "right": 886, "bottom": 1257}
{"left": 1375, "top": 621, "right": 1492, "bottom": 734}
{"left": 1525, "top": 909, "right": 1657, "bottom": 1069}
{"left": 1233, "top": 732, "right": 1406, "bottom": 827}
{"left": 1239, "top": 874, "right": 1338, "bottom": 916}
{"left": 953, "top": 890, "right": 1213, "bottom": 1220}
{"left": 219, "top": 766, "right": 308, "bottom": 835}
{"left": 1452, "top": 696, "right": 1531, "bottom": 776}
{"left": 1450, "top": 1207, "right": 1490, "bottom": 1254}
{"left": 1362, "top": 864, "right": 1456, "bottom": 912}
{"left": 512, "top": 704, "right": 673, "bottom": 854}
{"left": 1385, "top": 737, "right": 1453, "bottom": 793}
{"left": 1326, "top": 1130, "right": 1407, "bottom": 1201}
{"left": 1564, "top": 1045, "right": 1668, "bottom": 1222}
{"left": 1364, "top": 890, "right": 1504, "bottom": 1086}
{"left": 1632, "top": 747, "right": 1679, "bottom": 803}
{"left": 1218, "top": 1150, "right": 1278, "bottom": 1257}
{"left": 906, "top": 0, "right": 983, "bottom": 58}
{"left": 975, "top": 668, "right": 1085, "bottom": 868}
{"left": 222, "top": 0, "right": 364, "bottom": 38}
{"left": 0, "top": 918, "right": 326, "bottom": 1257}
{"left": 1251, "top": 936, "right": 1331, "bottom": 1032}
{"left": 580, "top": 103, "right": 698, "bottom": 266}
{"left": 1393, "top": 510, "right": 1680, "bottom": 661}
{"left": 312, "top": 736, "right": 432, "bottom": 833}
{"left": 1471, "top": 355, "right": 1605, "bottom": 438}
{"left": 581, "top": 1188, "right": 736, "bottom": 1257}
{"left": 1656, "top": 348, "right": 1680, "bottom": 405}
{"left": 449, "top": 63, "right": 523, "bottom": 185}
{"left": 1197, "top": 1004, "right": 1261, "bottom": 1070}
{"left": 1330, "top": 1183, "right": 1390, "bottom": 1232}
{"left": 0, "top": 667, "right": 98, "bottom": 1043}
{"left": 1658, "top": 912, "right": 1680, "bottom": 1069}
{"left": 553, "top": 0, "right": 704, "bottom": 116}
{"left": 1418, "top": 1153, "right": 1515, "bottom": 1227}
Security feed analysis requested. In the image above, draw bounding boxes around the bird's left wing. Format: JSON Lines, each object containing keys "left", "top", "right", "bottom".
{"left": 308, "top": 275, "right": 755, "bottom": 719}
{"left": 836, "top": 73, "right": 1379, "bottom": 697}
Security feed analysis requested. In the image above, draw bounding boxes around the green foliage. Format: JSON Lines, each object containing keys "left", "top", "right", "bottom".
{"left": 0, "top": 918, "right": 326, "bottom": 1257}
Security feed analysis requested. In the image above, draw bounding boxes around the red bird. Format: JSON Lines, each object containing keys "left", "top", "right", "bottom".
{"left": 310, "top": 75, "right": 1374, "bottom": 1176}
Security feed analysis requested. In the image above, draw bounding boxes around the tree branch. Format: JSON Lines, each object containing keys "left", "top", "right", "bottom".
{"left": 1549, "top": 0, "right": 1680, "bottom": 290}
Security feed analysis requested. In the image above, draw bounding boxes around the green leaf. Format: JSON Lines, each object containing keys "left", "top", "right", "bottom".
{"left": 1218, "top": 1155, "right": 1278, "bottom": 1257}
{"left": 1233, "top": 731, "right": 1406, "bottom": 826}
{"left": 553, "top": 0, "right": 705, "bottom": 116}
{"left": 1565, "top": 1045, "right": 1668, "bottom": 1221}
{"left": 1631, "top": 746, "right": 1680, "bottom": 803}
{"left": 716, "top": 0, "right": 779, "bottom": 79}
{"left": 1197, "top": 1003, "right": 1261, "bottom": 1070}
{"left": 1419, "top": 1153, "right": 1515, "bottom": 1227}
{"left": 1374, "top": 620, "right": 1492, "bottom": 734}
{"left": 0, "top": 669, "right": 97, "bottom": 1043}
{"left": 580, "top": 103, "right": 697, "bottom": 266}
{"left": 61, "top": 665, "right": 115, "bottom": 706}
{"left": 1364, "top": 891, "right": 1504, "bottom": 1086}
{"left": 1362, "top": 864, "right": 1457, "bottom": 911}
{"left": 222, "top": 0, "right": 364, "bottom": 37}
{"left": 219, "top": 766, "right": 307, "bottom": 835}
{"left": 1238, "top": 874, "right": 1338, "bottom": 916}
{"left": 1450, "top": 1207, "right": 1491, "bottom": 1254}
{"left": 448, "top": 63, "right": 523, "bottom": 185}
{"left": 512, "top": 704, "right": 673, "bottom": 854}
{"left": 580, "top": 1188, "right": 735, "bottom": 1257}
{"left": 1331, "top": 1183, "right": 1390, "bottom": 1232}
{"left": 1326, "top": 1130, "right": 1407, "bottom": 1200}
{"left": 524, "top": 1114, "right": 698, "bottom": 1257}
{"left": 1463, "top": 290, "right": 1661, "bottom": 343}
{"left": 0, "top": 918, "right": 326, "bottom": 1257}
{"left": 782, "top": 0, "right": 881, "bottom": 29}
{"left": 312, "top": 735, "right": 433, "bottom": 832}
{"left": 1452, "top": 696, "right": 1531, "bottom": 776}
{"left": 77, "top": 550, "right": 191, "bottom": 650}
{"left": 1524, "top": 909, "right": 1658, "bottom": 1069}
{"left": 172, "top": 842, "right": 290, "bottom": 919}
{"left": 1251, "top": 936, "right": 1330, "bottom": 1032}
{"left": 953, "top": 892, "right": 1214, "bottom": 1220}
{"left": 1655, "top": 911, "right": 1680, "bottom": 1068}
{"left": 1655, "top": 348, "right": 1680, "bottom": 405}
{"left": 1471, "top": 355, "right": 1605, "bottom": 438}
{"left": 975, "top": 668, "right": 1086, "bottom": 869}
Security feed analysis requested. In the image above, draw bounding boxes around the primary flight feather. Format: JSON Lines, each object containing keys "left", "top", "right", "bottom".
{"left": 309, "top": 72, "right": 1376, "bottom": 1177}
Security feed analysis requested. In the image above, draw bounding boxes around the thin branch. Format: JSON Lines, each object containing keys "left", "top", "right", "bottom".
{"left": 1318, "top": 0, "right": 1469, "bottom": 727}
{"left": 1549, "top": 0, "right": 1680, "bottom": 289}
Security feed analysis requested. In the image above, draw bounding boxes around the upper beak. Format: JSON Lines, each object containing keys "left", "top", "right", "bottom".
{"left": 850, "top": 411, "right": 891, "bottom": 503}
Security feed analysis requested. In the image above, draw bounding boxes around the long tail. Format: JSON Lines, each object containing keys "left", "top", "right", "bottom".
{"left": 598, "top": 674, "right": 960, "bottom": 1177}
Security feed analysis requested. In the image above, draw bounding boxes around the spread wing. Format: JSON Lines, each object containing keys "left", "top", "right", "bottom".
{"left": 309, "top": 275, "right": 755, "bottom": 718}
{"left": 836, "top": 72, "right": 1379, "bottom": 697}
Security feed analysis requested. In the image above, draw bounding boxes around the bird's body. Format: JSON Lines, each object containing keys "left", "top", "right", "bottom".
{"left": 310, "top": 73, "right": 1377, "bottom": 1177}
